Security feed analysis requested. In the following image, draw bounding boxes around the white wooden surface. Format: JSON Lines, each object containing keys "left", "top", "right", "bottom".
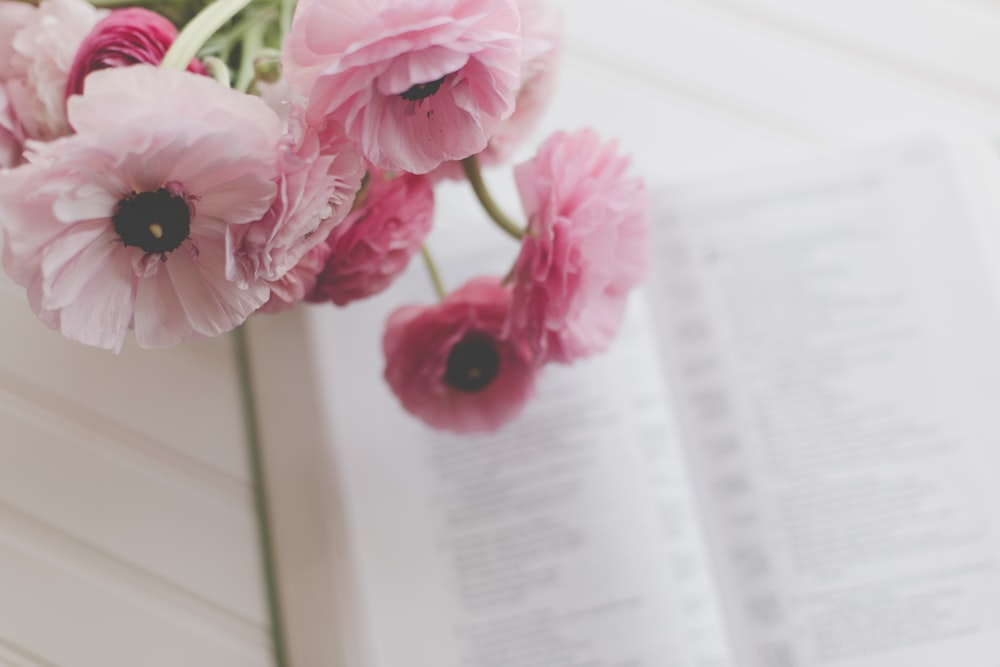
{"left": 6, "top": 1, "right": 1000, "bottom": 666}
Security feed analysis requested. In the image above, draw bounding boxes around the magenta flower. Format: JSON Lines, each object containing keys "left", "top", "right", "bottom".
{"left": 507, "top": 129, "right": 649, "bottom": 364}
{"left": 0, "top": 66, "right": 284, "bottom": 352}
{"left": 6, "top": 0, "right": 104, "bottom": 141}
{"left": 282, "top": 0, "right": 522, "bottom": 174}
{"left": 308, "top": 167, "right": 434, "bottom": 306}
{"left": 66, "top": 8, "right": 207, "bottom": 99}
{"left": 227, "top": 105, "right": 364, "bottom": 288}
{"left": 383, "top": 277, "right": 537, "bottom": 433}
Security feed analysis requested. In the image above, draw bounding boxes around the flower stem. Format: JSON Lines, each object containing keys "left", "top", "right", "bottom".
{"left": 232, "top": 325, "right": 291, "bottom": 667}
{"left": 461, "top": 155, "right": 525, "bottom": 241}
{"left": 202, "top": 56, "right": 232, "bottom": 87}
{"left": 162, "top": 0, "right": 255, "bottom": 71}
{"left": 421, "top": 246, "right": 447, "bottom": 301}
{"left": 235, "top": 18, "right": 266, "bottom": 92}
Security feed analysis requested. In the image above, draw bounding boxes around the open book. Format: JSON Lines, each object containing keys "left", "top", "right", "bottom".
{"left": 245, "top": 137, "right": 1000, "bottom": 667}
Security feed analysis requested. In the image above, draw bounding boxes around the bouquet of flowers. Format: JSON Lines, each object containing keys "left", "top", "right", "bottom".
{"left": 0, "top": 0, "right": 649, "bottom": 433}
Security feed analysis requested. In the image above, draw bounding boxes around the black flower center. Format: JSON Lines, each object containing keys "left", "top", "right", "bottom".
{"left": 400, "top": 76, "right": 446, "bottom": 101}
{"left": 113, "top": 188, "right": 191, "bottom": 254}
{"left": 444, "top": 332, "right": 500, "bottom": 392}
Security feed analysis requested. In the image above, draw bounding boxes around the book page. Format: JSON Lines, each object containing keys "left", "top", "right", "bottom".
{"left": 651, "top": 139, "right": 1000, "bottom": 667}
{"left": 301, "top": 236, "right": 733, "bottom": 667}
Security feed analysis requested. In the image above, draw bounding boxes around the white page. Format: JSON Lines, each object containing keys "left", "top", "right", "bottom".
{"left": 651, "top": 138, "right": 1000, "bottom": 667}
{"left": 303, "top": 231, "right": 734, "bottom": 667}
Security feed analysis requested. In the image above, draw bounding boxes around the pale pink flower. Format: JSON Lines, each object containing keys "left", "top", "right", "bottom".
{"left": 308, "top": 167, "right": 434, "bottom": 306}
{"left": 7, "top": 0, "right": 105, "bottom": 141}
{"left": 0, "top": 84, "right": 23, "bottom": 168}
{"left": 430, "top": 0, "right": 562, "bottom": 181}
{"left": 0, "top": 1, "right": 34, "bottom": 80}
{"left": 383, "top": 277, "right": 537, "bottom": 433}
{"left": 0, "top": 66, "right": 283, "bottom": 352}
{"left": 227, "top": 105, "right": 364, "bottom": 288}
{"left": 66, "top": 8, "right": 207, "bottom": 99}
{"left": 0, "top": 1, "right": 34, "bottom": 166}
{"left": 283, "top": 0, "right": 522, "bottom": 174}
{"left": 507, "top": 129, "right": 649, "bottom": 364}
{"left": 258, "top": 243, "right": 331, "bottom": 314}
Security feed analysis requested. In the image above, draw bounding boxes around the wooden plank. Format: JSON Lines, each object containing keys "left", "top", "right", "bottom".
{"left": 0, "top": 526, "right": 270, "bottom": 667}
{"left": 563, "top": 1, "right": 1000, "bottom": 144}
{"left": 0, "top": 389, "right": 267, "bottom": 626}
{"left": 694, "top": 0, "right": 1000, "bottom": 104}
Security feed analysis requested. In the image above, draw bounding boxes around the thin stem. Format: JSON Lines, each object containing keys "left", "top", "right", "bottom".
{"left": 460, "top": 155, "right": 525, "bottom": 241}
{"left": 162, "top": 0, "right": 255, "bottom": 71}
{"left": 232, "top": 325, "right": 291, "bottom": 667}
{"left": 279, "top": 0, "right": 295, "bottom": 43}
{"left": 235, "top": 18, "right": 266, "bottom": 92}
{"left": 421, "top": 246, "right": 447, "bottom": 301}
{"left": 202, "top": 56, "right": 232, "bottom": 87}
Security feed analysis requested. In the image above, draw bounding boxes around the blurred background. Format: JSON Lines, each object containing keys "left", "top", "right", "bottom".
{"left": 3, "top": 0, "right": 1000, "bottom": 665}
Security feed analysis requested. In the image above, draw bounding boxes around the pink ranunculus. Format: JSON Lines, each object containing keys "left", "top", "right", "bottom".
{"left": 283, "top": 0, "right": 523, "bottom": 175}
{"left": 308, "top": 167, "right": 434, "bottom": 306}
{"left": 0, "top": 65, "right": 283, "bottom": 352}
{"left": 0, "top": 84, "right": 23, "bottom": 168}
{"left": 430, "top": 0, "right": 563, "bottom": 181}
{"left": 7, "top": 0, "right": 105, "bottom": 141}
{"left": 66, "top": 7, "right": 207, "bottom": 99}
{"left": 383, "top": 276, "right": 537, "bottom": 433}
{"left": 258, "top": 242, "right": 331, "bottom": 314}
{"left": 0, "top": 1, "right": 35, "bottom": 165}
{"left": 227, "top": 105, "right": 364, "bottom": 288}
{"left": 507, "top": 129, "right": 649, "bottom": 364}
{"left": 0, "top": 1, "right": 34, "bottom": 81}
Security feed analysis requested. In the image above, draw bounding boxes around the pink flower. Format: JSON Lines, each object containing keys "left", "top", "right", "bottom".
{"left": 507, "top": 129, "right": 649, "bottom": 364}
{"left": 227, "top": 105, "right": 364, "bottom": 288}
{"left": 0, "top": 1, "right": 34, "bottom": 80}
{"left": 429, "top": 0, "right": 563, "bottom": 181}
{"left": 66, "top": 8, "right": 207, "bottom": 99}
{"left": 258, "top": 243, "right": 331, "bottom": 314}
{"left": 0, "top": 84, "right": 23, "bottom": 168}
{"left": 383, "top": 277, "right": 537, "bottom": 433}
{"left": 283, "top": 0, "right": 522, "bottom": 174}
{"left": 0, "top": 2, "right": 34, "bottom": 166}
{"left": 0, "top": 65, "right": 283, "bottom": 352}
{"left": 308, "top": 167, "right": 434, "bottom": 306}
{"left": 7, "top": 0, "right": 105, "bottom": 141}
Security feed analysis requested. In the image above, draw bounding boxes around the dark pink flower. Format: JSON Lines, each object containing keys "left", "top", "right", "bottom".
{"left": 66, "top": 7, "right": 206, "bottom": 99}
{"left": 507, "top": 129, "right": 649, "bottom": 364}
{"left": 308, "top": 168, "right": 434, "bottom": 306}
{"left": 282, "top": 0, "right": 522, "bottom": 174}
{"left": 383, "top": 277, "right": 537, "bottom": 433}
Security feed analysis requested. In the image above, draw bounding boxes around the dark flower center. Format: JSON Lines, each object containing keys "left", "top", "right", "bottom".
{"left": 113, "top": 188, "right": 191, "bottom": 254}
{"left": 400, "top": 76, "right": 446, "bottom": 101}
{"left": 444, "top": 332, "right": 500, "bottom": 392}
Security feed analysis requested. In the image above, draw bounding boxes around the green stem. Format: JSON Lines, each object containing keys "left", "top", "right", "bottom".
{"left": 235, "top": 18, "right": 266, "bottom": 92}
{"left": 461, "top": 155, "right": 525, "bottom": 241}
{"left": 232, "top": 325, "right": 291, "bottom": 667}
{"left": 162, "top": 0, "right": 255, "bottom": 71}
{"left": 202, "top": 56, "right": 232, "bottom": 87}
{"left": 421, "top": 246, "right": 447, "bottom": 301}
{"left": 279, "top": 0, "right": 296, "bottom": 43}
